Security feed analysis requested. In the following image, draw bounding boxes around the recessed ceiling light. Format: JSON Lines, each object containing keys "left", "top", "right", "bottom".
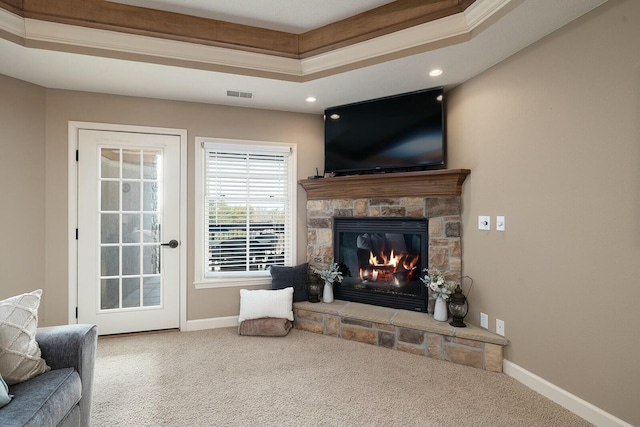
{"left": 429, "top": 69, "right": 443, "bottom": 77}
{"left": 306, "top": 96, "right": 317, "bottom": 103}
{"left": 330, "top": 113, "right": 340, "bottom": 120}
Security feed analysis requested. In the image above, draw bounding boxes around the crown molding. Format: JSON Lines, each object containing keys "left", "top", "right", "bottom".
{"left": 300, "top": 12, "right": 471, "bottom": 77}
{"left": 0, "top": 7, "right": 24, "bottom": 38}
{"left": 22, "top": 18, "right": 303, "bottom": 77}
{"left": 0, "top": 0, "right": 512, "bottom": 81}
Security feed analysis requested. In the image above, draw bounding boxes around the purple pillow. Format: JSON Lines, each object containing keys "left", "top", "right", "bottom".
{"left": 270, "top": 263, "right": 308, "bottom": 302}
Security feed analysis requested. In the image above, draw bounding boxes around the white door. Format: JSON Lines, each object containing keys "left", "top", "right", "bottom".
{"left": 77, "top": 129, "right": 181, "bottom": 335}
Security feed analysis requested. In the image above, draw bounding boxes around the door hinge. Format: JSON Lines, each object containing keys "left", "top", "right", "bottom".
{"left": 75, "top": 307, "right": 78, "bottom": 319}
{"left": 75, "top": 228, "right": 79, "bottom": 240}
{"left": 76, "top": 150, "right": 79, "bottom": 162}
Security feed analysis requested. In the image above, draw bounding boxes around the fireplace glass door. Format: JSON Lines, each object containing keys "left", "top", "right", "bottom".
{"left": 334, "top": 218, "right": 427, "bottom": 312}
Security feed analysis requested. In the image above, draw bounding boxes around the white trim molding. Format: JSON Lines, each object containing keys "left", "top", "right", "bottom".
{"left": 68, "top": 121, "right": 188, "bottom": 332}
{"left": 186, "top": 316, "right": 239, "bottom": 331}
{"left": 503, "top": 360, "right": 633, "bottom": 427}
{"left": 193, "top": 137, "right": 297, "bottom": 288}
{"left": 0, "top": 7, "right": 25, "bottom": 38}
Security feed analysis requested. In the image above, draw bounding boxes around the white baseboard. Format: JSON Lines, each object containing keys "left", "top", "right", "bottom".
{"left": 185, "top": 316, "right": 239, "bottom": 331}
{"left": 503, "top": 360, "right": 632, "bottom": 427}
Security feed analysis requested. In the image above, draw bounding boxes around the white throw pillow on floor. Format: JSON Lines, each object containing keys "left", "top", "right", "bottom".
{"left": 238, "top": 287, "right": 294, "bottom": 323}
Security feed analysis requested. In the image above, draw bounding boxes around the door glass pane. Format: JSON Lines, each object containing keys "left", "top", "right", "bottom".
{"left": 98, "top": 146, "right": 164, "bottom": 312}
{"left": 100, "top": 278, "right": 119, "bottom": 310}
{"left": 101, "top": 182, "right": 119, "bottom": 211}
{"left": 123, "top": 151, "right": 141, "bottom": 179}
{"left": 143, "top": 245, "right": 160, "bottom": 274}
{"left": 101, "top": 247, "right": 119, "bottom": 276}
{"left": 101, "top": 214, "right": 119, "bottom": 244}
{"left": 143, "top": 182, "right": 159, "bottom": 211}
{"left": 143, "top": 277, "right": 161, "bottom": 307}
{"left": 143, "top": 151, "right": 161, "bottom": 179}
{"left": 122, "top": 246, "right": 140, "bottom": 275}
{"left": 122, "top": 214, "right": 140, "bottom": 243}
{"left": 143, "top": 214, "right": 160, "bottom": 242}
{"left": 101, "top": 149, "right": 120, "bottom": 179}
{"left": 122, "top": 181, "right": 140, "bottom": 211}
{"left": 122, "top": 277, "right": 141, "bottom": 308}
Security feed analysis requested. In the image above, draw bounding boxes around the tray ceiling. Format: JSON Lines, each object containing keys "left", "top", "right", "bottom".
{"left": 0, "top": 0, "right": 607, "bottom": 113}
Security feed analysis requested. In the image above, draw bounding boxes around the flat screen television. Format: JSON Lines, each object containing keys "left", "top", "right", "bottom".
{"left": 324, "top": 87, "right": 445, "bottom": 176}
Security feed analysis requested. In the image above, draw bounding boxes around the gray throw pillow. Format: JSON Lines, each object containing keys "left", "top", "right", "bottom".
{"left": 0, "top": 373, "right": 12, "bottom": 408}
{"left": 270, "top": 263, "right": 308, "bottom": 302}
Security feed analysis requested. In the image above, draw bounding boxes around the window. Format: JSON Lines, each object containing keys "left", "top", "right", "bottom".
{"left": 194, "top": 138, "right": 297, "bottom": 287}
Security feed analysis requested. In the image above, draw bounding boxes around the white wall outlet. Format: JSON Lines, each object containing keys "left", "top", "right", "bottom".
{"left": 496, "top": 215, "right": 505, "bottom": 231}
{"left": 478, "top": 215, "right": 490, "bottom": 230}
{"left": 480, "top": 312, "right": 488, "bottom": 329}
{"left": 496, "top": 319, "right": 505, "bottom": 336}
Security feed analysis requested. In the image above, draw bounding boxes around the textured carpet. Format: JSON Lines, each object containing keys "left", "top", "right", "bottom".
{"left": 92, "top": 327, "right": 592, "bottom": 427}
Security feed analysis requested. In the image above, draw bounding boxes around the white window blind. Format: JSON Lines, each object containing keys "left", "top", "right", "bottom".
{"left": 203, "top": 141, "right": 293, "bottom": 277}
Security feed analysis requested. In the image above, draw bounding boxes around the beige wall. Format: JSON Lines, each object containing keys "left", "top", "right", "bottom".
{"left": 0, "top": 75, "right": 47, "bottom": 318}
{"left": 42, "top": 91, "right": 323, "bottom": 325}
{"left": 1, "top": 1, "right": 638, "bottom": 423}
{"left": 447, "top": 0, "right": 639, "bottom": 424}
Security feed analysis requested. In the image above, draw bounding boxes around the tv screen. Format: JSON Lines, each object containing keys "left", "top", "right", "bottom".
{"left": 324, "top": 87, "right": 445, "bottom": 176}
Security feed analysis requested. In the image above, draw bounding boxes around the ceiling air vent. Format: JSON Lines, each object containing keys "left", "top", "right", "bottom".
{"left": 226, "top": 90, "right": 254, "bottom": 99}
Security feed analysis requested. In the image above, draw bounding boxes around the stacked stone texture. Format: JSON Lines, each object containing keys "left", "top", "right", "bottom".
{"left": 306, "top": 195, "right": 463, "bottom": 283}
{"left": 294, "top": 303, "right": 507, "bottom": 372}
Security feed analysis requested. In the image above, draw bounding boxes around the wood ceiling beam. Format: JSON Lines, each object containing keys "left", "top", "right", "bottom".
{"left": 299, "top": 0, "right": 476, "bottom": 58}
{"left": 19, "top": 0, "right": 299, "bottom": 57}
{"left": 0, "top": 0, "right": 23, "bottom": 16}
{"left": 0, "top": 0, "right": 476, "bottom": 59}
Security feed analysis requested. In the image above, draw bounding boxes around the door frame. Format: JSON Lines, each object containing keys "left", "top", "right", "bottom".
{"left": 68, "top": 121, "right": 188, "bottom": 331}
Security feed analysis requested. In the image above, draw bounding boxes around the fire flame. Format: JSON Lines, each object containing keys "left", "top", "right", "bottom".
{"left": 369, "top": 249, "right": 419, "bottom": 270}
{"left": 361, "top": 249, "right": 420, "bottom": 283}
{"left": 369, "top": 249, "right": 398, "bottom": 267}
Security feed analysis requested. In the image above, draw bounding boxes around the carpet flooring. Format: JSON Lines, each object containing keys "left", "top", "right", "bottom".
{"left": 92, "top": 327, "right": 592, "bottom": 427}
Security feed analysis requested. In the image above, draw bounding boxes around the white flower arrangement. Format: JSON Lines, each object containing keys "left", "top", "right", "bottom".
{"left": 420, "top": 268, "right": 454, "bottom": 300}
{"left": 312, "top": 261, "right": 343, "bottom": 284}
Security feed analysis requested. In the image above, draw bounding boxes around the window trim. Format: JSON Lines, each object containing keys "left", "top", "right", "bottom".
{"left": 194, "top": 137, "right": 297, "bottom": 289}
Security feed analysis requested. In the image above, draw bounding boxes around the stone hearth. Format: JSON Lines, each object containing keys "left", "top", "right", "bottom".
{"left": 294, "top": 300, "right": 508, "bottom": 372}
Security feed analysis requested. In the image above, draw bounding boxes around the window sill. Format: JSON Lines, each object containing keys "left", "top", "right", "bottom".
{"left": 194, "top": 276, "right": 271, "bottom": 289}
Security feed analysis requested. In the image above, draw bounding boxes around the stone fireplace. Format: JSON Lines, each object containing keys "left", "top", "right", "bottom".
{"left": 296, "top": 170, "right": 510, "bottom": 373}
{"left": 300, "top": 169, "right": 470, "bottom": 313}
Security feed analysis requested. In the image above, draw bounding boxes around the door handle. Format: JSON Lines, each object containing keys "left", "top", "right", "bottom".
{"left": 161, "top": 239, "right": 179, "bottom": 248}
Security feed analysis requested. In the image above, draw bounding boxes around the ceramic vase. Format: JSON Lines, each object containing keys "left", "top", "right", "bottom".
{"left": 323, "top": 281, "right": 334, "bottom": 303}
{"left": 434, "top": 296, "right": 448, "bottom": 321}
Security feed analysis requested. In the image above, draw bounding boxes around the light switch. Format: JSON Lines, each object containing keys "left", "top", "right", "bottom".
{"left": 478, "top": 216, "right": 490, "bottom": 231}
{"left": 496, "top": 216, "right": 505, "bottom": 231}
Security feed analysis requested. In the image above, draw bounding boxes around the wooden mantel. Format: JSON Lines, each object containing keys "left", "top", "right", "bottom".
{"left": 298, "top": 169, "right": 470, "bottom": 200}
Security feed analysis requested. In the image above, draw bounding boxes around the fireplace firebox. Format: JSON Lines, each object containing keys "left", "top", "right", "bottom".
{"left": 333, "top": 217, "right": 427, "bottom": 312}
